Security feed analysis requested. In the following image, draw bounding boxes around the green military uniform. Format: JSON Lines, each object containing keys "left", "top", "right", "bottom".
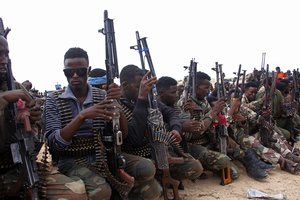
{"left": 0, "top": 82, "right": 86, "bottom": 199}
{"left": 179, "top": 97, "right": 239, "bottom": 179}
{"left": 240, "top": 94, "right": 295, "bottom": 165}
{"left": 256, "top": 86, "right": 291, "bottom": 140}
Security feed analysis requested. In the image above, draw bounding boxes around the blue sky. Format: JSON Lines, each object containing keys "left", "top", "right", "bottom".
{"left": 1, "top": 0, "right": 299, "bottom": 92}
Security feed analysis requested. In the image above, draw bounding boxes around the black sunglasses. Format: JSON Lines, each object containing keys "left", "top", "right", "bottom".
{"left": 63, "top": 67, "right": 88, "bottom": 77}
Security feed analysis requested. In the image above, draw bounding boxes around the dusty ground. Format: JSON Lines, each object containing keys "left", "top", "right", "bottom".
{"left": 160, "top": 142, "right": 300, "bottom": 200}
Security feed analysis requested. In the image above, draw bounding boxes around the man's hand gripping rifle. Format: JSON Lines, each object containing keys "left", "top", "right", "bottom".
{"left": 0, "top": 18, "right": 39, "bottom": 200}
{"left": 99, "top": 10, "right": 134, "bottom": 198}
{"left": 212, "top": 62, "right": 232, "bottom": 186}
{"left": 131, "top": 31, "right": 184, "bottom": 200}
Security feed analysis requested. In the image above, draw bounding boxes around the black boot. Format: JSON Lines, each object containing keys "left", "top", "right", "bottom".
{"left": 239, "top": 149, "right": 268, "bottom": 180}
{"left": 247, "top": 149, "right": 274, "bottom": 170}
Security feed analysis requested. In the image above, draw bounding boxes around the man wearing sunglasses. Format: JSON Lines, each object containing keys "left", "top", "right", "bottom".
{"left": 44, "top": 47, "right": 157, "bottom": 200}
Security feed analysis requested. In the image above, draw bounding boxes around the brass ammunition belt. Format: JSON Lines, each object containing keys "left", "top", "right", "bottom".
{"left": 122, "top": 143, "right": 152, "bottom": 158}
{"left": 58, "top": 136, "right": 95, "bottom": 157}
{"left": 187, "top": 137, "right": 209, "bottom": 145}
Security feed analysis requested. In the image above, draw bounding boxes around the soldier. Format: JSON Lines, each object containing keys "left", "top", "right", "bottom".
{"left": 178, "top": 71, "right": 240, "bottom": 180}
{"left": 87, "top": 68, "right": 107, "bottom": 90}
{"left": 238, "top": 82, "right": 300, "bottom": 174}
{"left": 156, "top": 76, "right": 204, "bottom": 187}
{"left": 119, "top": 65, "right": 203, "bottom": 199}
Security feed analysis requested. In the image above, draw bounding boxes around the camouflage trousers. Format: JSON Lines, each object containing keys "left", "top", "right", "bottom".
{"left": 168, "top": 148, "right": 203, "bottom": 181}
{"left": 186, "top": 143, "right": 239, "bottom": 179}
{"left": 52, "top": 164, "right": 111, "bottom": 200}
{"left": 233, "top": 127, "right": 291, "bottom": 165}
{"left": 123, "top": 153, "right": 162, "bottom": 200}
{"left": 0, "top": 166, "right": 88, "bottom": 200}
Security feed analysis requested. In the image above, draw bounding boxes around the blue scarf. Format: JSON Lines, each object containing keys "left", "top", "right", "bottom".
{"left": 87, "top": 75, "right": 107, "bottom": 86}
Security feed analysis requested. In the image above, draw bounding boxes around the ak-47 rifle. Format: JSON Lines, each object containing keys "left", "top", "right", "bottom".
{"left": 131, "top": 31, "right": 184, "bottom": 200}
{"left": 260, "top": 52, "right": 266, "bottom": 84}
{"left": 99, "top": 10, "right": 134, "bottom": 198}
{"left": 287, "top": 69, "right": 300, "bottom": 146}
{"left": 180, "top": 59, "right": 197, "bottom": 152}
{"left": 183, "top": 58, "right": 197, "bottom": 104}
{"left": 231, "top": 64, "right": 242, "bottom": 114}
{"left": 212, "top": 63, "right": 232, "bottom": 186}
{"left": 241, "top": 70, "right": 247, "bottom": 93}
{"left": 258, "top": 65, "right": 278, "bottom": 147}
{"left": 0, "top": 18, "right": 39, "bottom": 200}
{"left": 292, "top": 69, "right": 299, "bottom": 103}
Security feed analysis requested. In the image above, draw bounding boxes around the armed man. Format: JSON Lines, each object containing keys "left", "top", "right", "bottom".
{"left": 0, "top": 19, "right": 41, "bottom": 199}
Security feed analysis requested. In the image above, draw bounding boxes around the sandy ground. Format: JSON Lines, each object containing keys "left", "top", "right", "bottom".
{"left": 160, "top": 142, "right": 300, "bottom": 200}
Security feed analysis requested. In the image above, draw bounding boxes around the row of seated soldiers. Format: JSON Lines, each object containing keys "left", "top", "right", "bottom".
{"left": 3, "top": 64, "right": 300, "bottom": 200}
{"left": 173, "top": 69, "right": 300, "bottom": 181}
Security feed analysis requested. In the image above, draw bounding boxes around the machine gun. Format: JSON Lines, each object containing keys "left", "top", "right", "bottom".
{"left": 131, "top": 31, "right": 184, "bottom": 200}
{"left": 0, "top": 18, "right": 39, "bottom": 200}
{"left": 212, "top": 62, "right": 232, "bottom": 186}
{"left": 99, "top": 10, "right": 134, "bottom": 198}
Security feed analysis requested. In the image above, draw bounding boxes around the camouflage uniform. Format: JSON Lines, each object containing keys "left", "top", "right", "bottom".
{"left": 255, "top": 86, "right": 291, "bottom": 139}
{"left": 237, "top": 95, "right": 293, "bottom": 165}
{"left": 179, "top": 97, "right": 239, "bottom": 179}
{"left": 0, "top": 83, "right": 86, "bottom": 200}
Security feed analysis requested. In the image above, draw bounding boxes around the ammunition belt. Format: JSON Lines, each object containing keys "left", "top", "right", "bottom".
{"left": 186, "top": 135, "right": 209, "bottom": 145}
{"left": 58, "top": 136, "right": 95, "bottom": 158}
{"left": 54, "top": 88, "right": 132, "bottom": 197}
{"left": 122, "top": 143, "right": 152, "bottom": 158}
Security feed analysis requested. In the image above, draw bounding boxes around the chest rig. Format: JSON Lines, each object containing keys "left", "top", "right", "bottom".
{"left": 120, "top": 102, "right": 152, "bottom": 157}
{"left": 53, "top": 88, "right": 132, "bottom": 196}
{"left": 120, "top": 100, "right": 186, "bottom": 159}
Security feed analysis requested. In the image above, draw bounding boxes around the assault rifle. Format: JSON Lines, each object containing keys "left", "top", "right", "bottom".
{"left": 260, "top": 52, "right": 266, "bottom": 84}
{"left": 287, "top": 69, "right": 300, "bottom": 146}
{"left": 99, "top": 10, "right": 134, "bottom": 198}
{"left": 231, "top": 64, "right": 242, "bottom": 114}
{"left": 180, "top": 59, "right": 197, "bottom": 151}
{"left": 212, "top": 62, "right": 232, "bottom": 186}
{"left": 131, "top": 31, "right": 183, "bottom": 200}
{"left": 259, "top": 65, "right": 278, "bottom": 147}
{"left": 183, "top": 58, "right": 197, "bottom": 104}
{"left": 241, "top": 70, "right": 247, "bottom": 93}
{"left": 0, "top": 18, "right": 39, "bottom": 200}
{"left": 292, "top": 69, "right": 299, "bottom": 104}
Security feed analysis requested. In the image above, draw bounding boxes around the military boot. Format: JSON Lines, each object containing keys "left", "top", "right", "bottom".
{"left": 285, "top": 152, "right": 300, "bottom": 163}
{"left": 239, "top": 149, "right": 268, "bottom": 179}
{"left": 246, "top": 149, "right": 274, "bottom": 170}
{"left": 279, "top": 156, "right": 300, "bottom": 174}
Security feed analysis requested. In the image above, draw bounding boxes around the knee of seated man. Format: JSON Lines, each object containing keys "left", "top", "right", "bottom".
{"left": 88, "top": 182, "right": 112, "bottom": 200}
{"left": 135, "top": 158, "right": 156, "bottom": 181}
{"left": 182, "top": 158, "right": 204, "bottom": 180}
{"left": 215, "top": 155, "right": 231, "bottom": 170}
